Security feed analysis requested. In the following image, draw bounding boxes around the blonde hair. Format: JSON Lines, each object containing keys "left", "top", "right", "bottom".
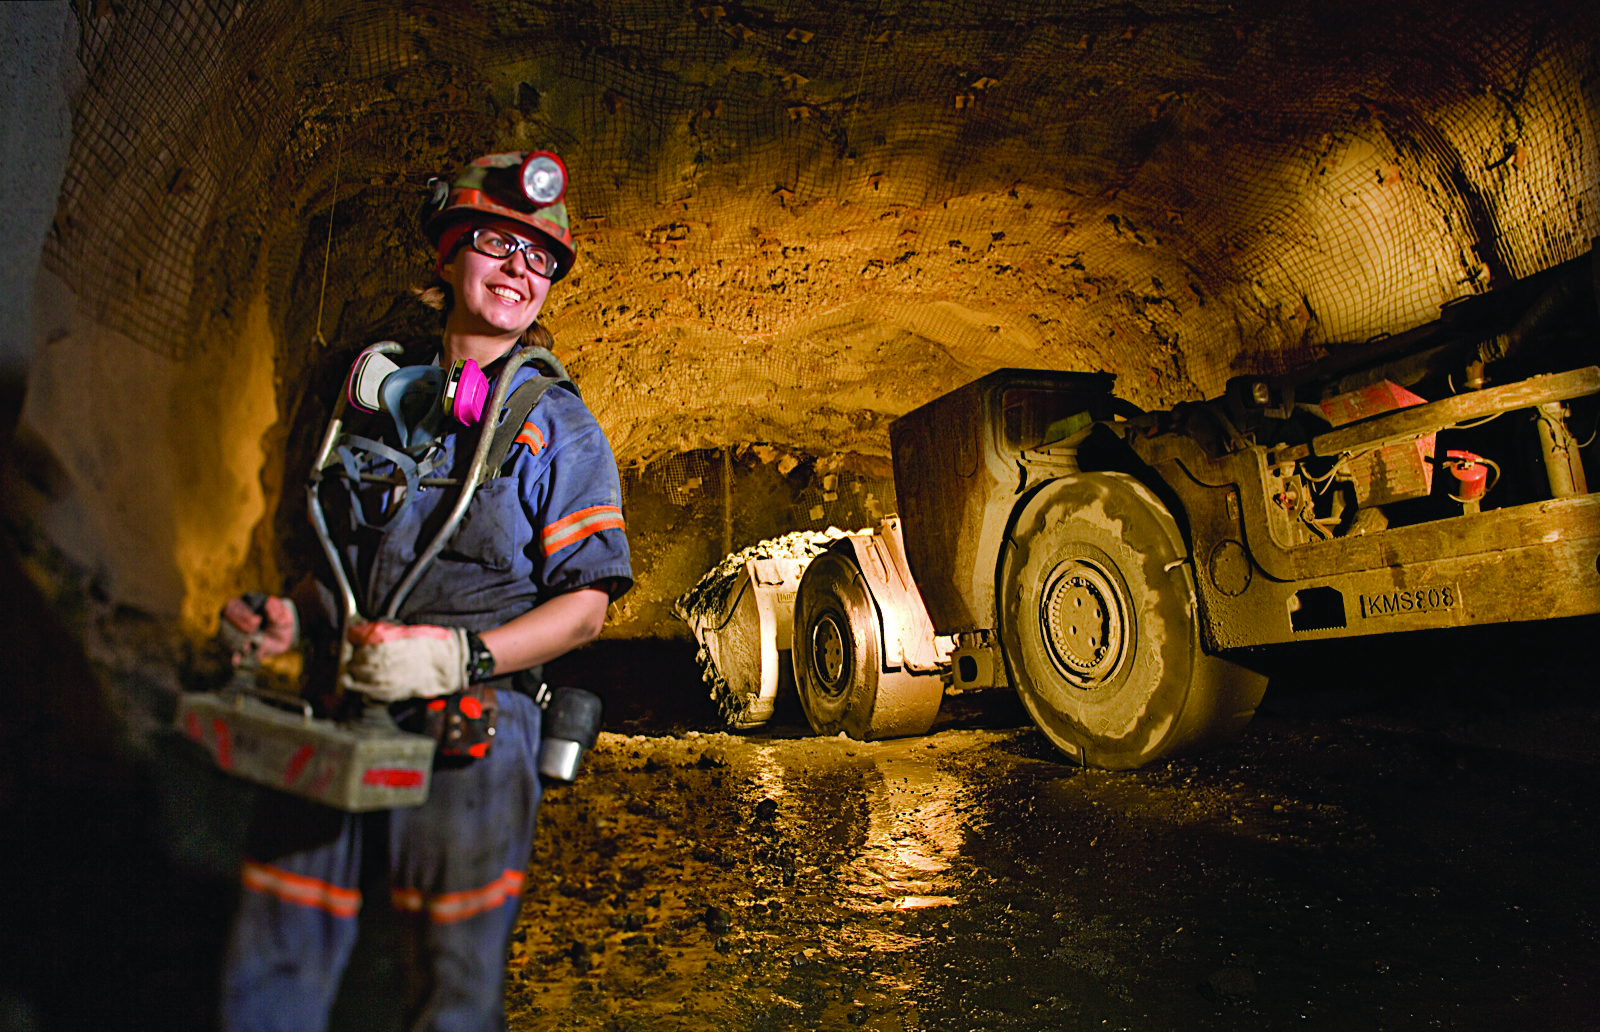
{"left": 412, "top": 278, "right": 450, "bottom": 312}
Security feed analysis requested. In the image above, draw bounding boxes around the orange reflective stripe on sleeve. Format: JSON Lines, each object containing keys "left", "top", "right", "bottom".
{"left": 241, "top": 860, "right": 361, "bottom": 919}
{"left": 514, "top": 422, "right": 545, "bottom": 456}
{"left": 541, "top": 505, "right": 624, "bottom": 557}
{"left": 390, "top": 869, "right": 525, "bottom": 924}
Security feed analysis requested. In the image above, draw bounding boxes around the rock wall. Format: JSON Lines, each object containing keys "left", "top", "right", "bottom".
{"left": 18, "top": 274, "right": 281, "bottom": 623}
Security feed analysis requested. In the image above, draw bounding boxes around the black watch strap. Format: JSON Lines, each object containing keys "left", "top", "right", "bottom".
{"left": 465, "top": 630, "right": 496, "bottom": 684}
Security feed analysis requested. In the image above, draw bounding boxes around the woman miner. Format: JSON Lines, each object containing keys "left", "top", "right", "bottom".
{"left": 217, "top": 151, "right": 632, "bottom": 1031}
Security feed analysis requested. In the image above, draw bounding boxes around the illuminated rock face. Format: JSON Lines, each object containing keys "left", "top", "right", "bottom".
{"left": 13, "top": 0, "right": 1600, "bottom": 629}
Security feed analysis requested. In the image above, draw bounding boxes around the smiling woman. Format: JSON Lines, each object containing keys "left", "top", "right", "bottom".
{"left": 216, "top": 150, "right": 634, "bottom": 1032}
{"left": 3, "top": 3, "right": 1599, "bottom": 1028}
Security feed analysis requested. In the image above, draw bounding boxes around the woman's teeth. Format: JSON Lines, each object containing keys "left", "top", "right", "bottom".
{"left": 489, "top": 285, "right": 523, "bottom": 303}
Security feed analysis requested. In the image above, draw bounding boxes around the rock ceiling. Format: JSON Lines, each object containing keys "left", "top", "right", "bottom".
{"left": 48, "top": 0, "right": 1599, "bottom": 464}
{"left": 18, "top": 0, "right": 1598, "bottom": 625}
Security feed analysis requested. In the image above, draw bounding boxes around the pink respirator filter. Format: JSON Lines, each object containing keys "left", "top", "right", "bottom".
{"left": 444, "top": 359, "right": 489, "bottom": 426}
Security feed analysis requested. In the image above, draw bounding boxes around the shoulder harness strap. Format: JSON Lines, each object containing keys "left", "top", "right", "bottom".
{"left": 485, "top": 374, "right": 576, "bottom": 477}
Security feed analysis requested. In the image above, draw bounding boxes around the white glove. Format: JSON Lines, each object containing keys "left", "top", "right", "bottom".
{"left": 339, "top": 621, "right": 470, "bottom": 702}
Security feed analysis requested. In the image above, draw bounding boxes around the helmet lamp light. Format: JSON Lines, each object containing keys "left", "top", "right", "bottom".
{"left": 519, "top": 151, "right": 567, "bottom": 207}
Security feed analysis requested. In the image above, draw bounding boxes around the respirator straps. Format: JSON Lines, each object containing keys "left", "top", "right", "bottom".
{"left": 336, "top": 434, "right": 427, "bottom": 530}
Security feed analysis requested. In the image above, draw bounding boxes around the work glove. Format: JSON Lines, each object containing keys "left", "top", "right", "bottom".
{"left": 219, "top": 594, "right": 299, "bottom": 663}
{"left": 339, "top": 621, "right": 470, "bottom": 703}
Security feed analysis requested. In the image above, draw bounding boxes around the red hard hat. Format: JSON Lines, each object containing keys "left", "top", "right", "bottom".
{"left": 421, "top": 151, "right": 576, "bottom": 281}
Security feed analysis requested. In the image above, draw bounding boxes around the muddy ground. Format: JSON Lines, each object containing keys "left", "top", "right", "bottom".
{"left": 502, "top": 622, "right": 1600, "bottom": 1032}
{"left": 5, "top": 604, "right": 1599, "bottom": 1031}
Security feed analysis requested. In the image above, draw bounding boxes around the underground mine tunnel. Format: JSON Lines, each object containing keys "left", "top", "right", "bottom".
{"left": 3, "top": 0, "right": 1600, "bottom": 1029}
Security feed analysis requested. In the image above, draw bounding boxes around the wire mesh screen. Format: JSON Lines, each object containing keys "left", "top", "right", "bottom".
{"left": 43, "top": 0, "right": 1600, "bottom": 444}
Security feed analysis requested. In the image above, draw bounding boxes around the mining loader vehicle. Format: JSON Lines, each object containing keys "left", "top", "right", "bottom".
{"left": 690, "top": 247, "right": 1600, "bottom": 769}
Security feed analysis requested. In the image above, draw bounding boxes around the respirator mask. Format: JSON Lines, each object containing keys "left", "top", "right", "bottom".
{"left": 345, "top": 343, "right": 491, "bottom": 450}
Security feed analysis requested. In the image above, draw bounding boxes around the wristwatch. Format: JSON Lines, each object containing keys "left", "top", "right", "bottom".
{"left": 465, "top": 630, "right": 497, "bottom": 683}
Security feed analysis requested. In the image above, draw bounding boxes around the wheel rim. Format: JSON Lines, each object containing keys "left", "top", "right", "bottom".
{"left": 810, "top": 612, "right": 849, "bottom": 699}
{"left": 1038, "top": 557, "right": 1126, "bottom": 686}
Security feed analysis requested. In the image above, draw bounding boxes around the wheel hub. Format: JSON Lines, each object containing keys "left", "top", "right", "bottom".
{"left": 1039, "top": 559, "right": 1125, "bottom": 686}
{"left": 810, "top": 613, "right": 848, "bottom": 697}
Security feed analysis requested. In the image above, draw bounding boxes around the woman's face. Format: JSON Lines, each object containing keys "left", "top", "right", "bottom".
{"left": 439, "top": 218, "right": 553, "bottom": 339}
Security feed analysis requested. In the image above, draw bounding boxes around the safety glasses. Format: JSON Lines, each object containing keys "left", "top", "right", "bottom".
{"left": 468, "top": 227, "right": 557, "bottom": 278}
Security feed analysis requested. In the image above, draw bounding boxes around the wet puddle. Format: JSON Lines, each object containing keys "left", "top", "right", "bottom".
{"left": 504, "top": 707, "right": 1600, "bottom": 1031}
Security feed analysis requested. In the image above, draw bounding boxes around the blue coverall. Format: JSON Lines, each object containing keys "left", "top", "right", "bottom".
{"left": 222, "top": 357, "right": 632, "bottom": 1032}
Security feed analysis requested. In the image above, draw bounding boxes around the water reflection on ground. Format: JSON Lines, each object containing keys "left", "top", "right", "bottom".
{"left": 508, "top": 696, "right": 1600, "bottom": 1032}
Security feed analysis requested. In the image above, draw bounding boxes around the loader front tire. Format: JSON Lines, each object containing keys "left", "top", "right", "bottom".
{"left": 793, "top": 551, "right": 883, "bottom": 740}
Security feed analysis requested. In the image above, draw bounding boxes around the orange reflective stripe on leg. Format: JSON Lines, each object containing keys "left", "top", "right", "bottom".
{"left": 390, "top": 869, "right": 525, "bottom": 924}
{"left": 390, "top": 886, "right": 424, "bottom": 913}
{"left": 241, "top": 860, "right": 361, "bottom": 919}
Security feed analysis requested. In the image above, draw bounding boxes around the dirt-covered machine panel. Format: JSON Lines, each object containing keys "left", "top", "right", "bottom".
{"left": 888, "top": 369, "right": 1116, "bottom": 635}
{"left": 1107, "top": 245, "right": 1600, "bottom": 651}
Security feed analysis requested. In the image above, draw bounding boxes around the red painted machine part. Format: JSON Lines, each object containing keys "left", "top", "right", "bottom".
{"left": 1443, "top": 449, "right": 1489, "bottom": 499}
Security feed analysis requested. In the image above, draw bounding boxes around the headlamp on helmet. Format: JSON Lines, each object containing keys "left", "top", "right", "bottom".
{"left": 519, "top": 151, "right": 567, "bottom": 207}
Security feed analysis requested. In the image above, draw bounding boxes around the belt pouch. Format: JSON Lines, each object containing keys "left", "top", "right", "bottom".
{"left": 424, "top": 685, "right": 499, "bottom": 759}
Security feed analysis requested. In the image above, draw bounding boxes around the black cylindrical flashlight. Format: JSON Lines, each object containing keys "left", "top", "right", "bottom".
{"left": 538, "top": 687, "right": 603, "bottom": 782}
